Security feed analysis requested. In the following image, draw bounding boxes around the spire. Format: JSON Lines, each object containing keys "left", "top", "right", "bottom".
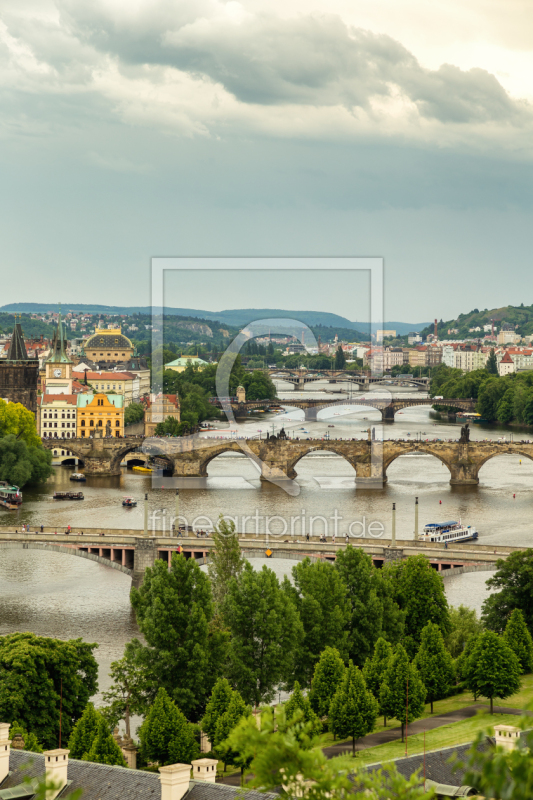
{"left": 47, "top": 307, "right": 72, "bottom": 364}
{"left": 7, "top": 316, "right": 28, "bottom": 361}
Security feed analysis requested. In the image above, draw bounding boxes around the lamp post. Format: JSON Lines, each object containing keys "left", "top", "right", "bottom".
{"left": 414, "top": 496, "right": 418, "bottom": 539}
{"left": 143, "top": 493, "right": 148, "bottom": 537}
{"left": 175, "top": 489, "right": 179, "bottom": 536}
{"left": 391, "top": 502, "right": 396, "bottom": 547}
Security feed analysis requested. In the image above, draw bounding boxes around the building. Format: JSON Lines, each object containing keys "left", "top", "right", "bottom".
{"left": 236, "top": 385, "right": 246, "bottom": 403}
{"left": 77, "top": 393, "right": 125, "bottom": 437}
{"left": 497, "top": 329, "right": 521, "bottom": 345}
{"left": 83, "top": 327, "right": 134, "bottom": 364}
{"left": 73, "top": 370, "right": 140, "bottom": 406}
{"left": 38, "top": 394, "right": 78, "bottom": 439}
{"left": 407, "top": 333, "right": 422, "bottom": 345}
{"left": 0, "top": 320, "right": 39, "bottom": 413}
{"left": 498, "top": 351, "right": 515, "bottom": 376}
{"left": 376, "top": 329, "right": 396, "bottom": 342}
{"left": 76, "top": 358, "right": 150, "bottom": 399}
{"left": 144, "top": 394, "right": 181, "bottom": 436}
{"left": 44, "top": 315, "right": 74, "bottom": 394}
{"left": 408, "top": 346, "right": 442, "bottom": 368}
{"left": 441, "top": 344, "right": 488, "bottom": 372}
{"left": 164, "top": 355, "right": 210, "bottom": 373}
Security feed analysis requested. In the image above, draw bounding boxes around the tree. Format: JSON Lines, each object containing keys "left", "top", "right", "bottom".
{"left": 213, "top": 689, "right": 251, "bottom": 773}
{"left": 201, "top": 677, "right": 234, "bottom": 749}
{"left": 504, "top": 609, "right": 533, "bottom": 673}
{"left": 380, "top": 645, "right": 426, "bottom": 741}
{"left": 84, "top": 717, "right": 127, "bottom": 767}
{"left": 482, "top": 550, "right": 533, "bottom": 635}
{"left": 309, "top": 646, "right": 345, "bottom": 718}
{"left": 445, "top": 604, "right": 483, "bottom": 659}
{"left": 284, "top": 682, "right": 322, "bottom": 741}
{"left": 329, "top": 662, "right": 378, "bottom": 756}
{"left": 225, "top": 705, "right": 431, "bottom": 800}
{"left": 68, "top": 703, "right": 101, "bottom": 759}
{"left": 414, "top": 622, "right": 454, "bottom": 713}
{"left": 285, "top": 559, "right": 350, "bottom": 685}
{"left": 363, "top": 638, "right": 393, "bottom": 726}
{"left": 0, "top": 400, "right": 41, "bottom": 446}
{"left": 224, "top": 563, "right": 303, "bottom": 706}
{"left": 124, "top": 402, "right": 145, "bottom": 426}
{"left": 0, "top": 435, "right": 53, "bottom": 487}
{"left": 0, "top": 633, "right": 98, "bottom": 750}
{"left": 388, "top": 555, "right": 450, "bottom": 657}
{"left": 138, "top": 687, "right": 199, "bottom": 766}
{"left": 486, "top": 348, "right": 498, "bottom": 375}
{"left": 463, "top": 723, "right": 533, "bottom": 800}
{"left": 101, "top": 644, "right": 148, "bottom": 738}
{"left": 130, "top": 553, "right": 217, "bottom": 721}
{"left": 335, "top": 547, "right": 404, "bottom": 666}
{"left": 334, "top": 346, "right": 346, "bottom": 370}
{"left": 208, "top": 516, "right": 246, "bottom": 609}
{"left": 9, "top": 720, "right": 43, "bottom": 753}
{"left": 464, "top": 631, "right": 521, "bottom": 714}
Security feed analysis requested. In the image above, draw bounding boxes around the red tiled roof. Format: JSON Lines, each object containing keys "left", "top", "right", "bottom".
{"left": 500, "top": 352, "right": 514, "bottom": 363}
{"left": 40, "top": 394, "right": 78, "bottom": 405}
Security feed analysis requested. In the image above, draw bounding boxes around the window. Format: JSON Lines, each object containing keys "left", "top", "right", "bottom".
{"left": 54, "top": 422, "right": 57, "bottom": 428}
{"left": 81, "top": 430, "right": 85, "bottom": 437}
{"left": 81, "top": 420, "right": 85, "bottom": 426}
{"left": 116, "top": 420, "right": 120, "bottom": 427}
{"left": 90, "top": 420, "right": 94, "bottom": 427}
{"left": 98, "top": 420, "right": 102, "bottom": 427}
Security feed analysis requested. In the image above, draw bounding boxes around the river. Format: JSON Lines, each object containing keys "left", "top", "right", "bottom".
{"left": 0, "top": 383, "right": 526, "bottom": 716}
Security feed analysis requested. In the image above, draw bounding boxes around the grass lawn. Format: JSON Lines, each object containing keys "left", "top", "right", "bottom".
{"left": 331, "top": 712, "right": 522, "bottom": 769}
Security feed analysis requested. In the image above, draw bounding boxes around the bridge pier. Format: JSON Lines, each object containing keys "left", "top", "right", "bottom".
{"left": 381, "top": 406, "right": 395, "bottom": 423}
{"left": 304, "top": 407, "right": 318, "bottom": 422}
{"left": 132, "top": 537, "right": 156, "bottom": 589}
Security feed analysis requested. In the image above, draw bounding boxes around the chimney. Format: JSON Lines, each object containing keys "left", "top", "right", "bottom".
{"left": 0, "top": 723, "right": 10, "bottom": 784}
{"left": 43, "top": 749, "right": 70, "bottom": 800}
{"left": 494, "top": 725, "right": 520, "bottom": 751}
{"left": 159, "top": 764, "right": 191, "bottom": 800}
{"left": 191, "top": 759, "right": 218, "bottom": 783}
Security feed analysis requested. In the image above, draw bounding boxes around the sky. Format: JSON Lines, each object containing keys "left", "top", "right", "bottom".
{"left": 1, "top": 0, "right": 532, "bottom": 322}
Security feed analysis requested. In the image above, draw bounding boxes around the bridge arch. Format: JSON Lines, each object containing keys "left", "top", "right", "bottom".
{"left": 473, "top": 449, "right": 533, "bottom": 479}
{"left": 0, "top": 541, "right": 133, "bottom": 577}
{"left": 383, "top": 447, "right": 454, "bottom": 479}
{"left": 197, "top": 442, "right": 252, "bottom": 477}
{"left": 285, "top": 443, "right": 359, "bottom": 478}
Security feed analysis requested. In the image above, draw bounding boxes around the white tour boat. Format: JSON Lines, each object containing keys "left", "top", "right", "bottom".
{"left": 419, "top": 520, "right": 478, "bottom": 543}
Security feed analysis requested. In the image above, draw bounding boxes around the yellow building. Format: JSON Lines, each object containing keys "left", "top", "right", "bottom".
{"left": 144, "top": 394, "right": 181, "bottom": 436}
{"left": 83, "top": 327, "right": 134, "bottom": 363}
{"left": 164, "top": 355, "right": 209, "bottom": 373}
{"left": 77, "top": 393, "right": 125, "bottom": 438}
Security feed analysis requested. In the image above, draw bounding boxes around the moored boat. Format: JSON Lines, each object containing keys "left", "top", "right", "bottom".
{"left": 419, "top": 520, "right": 478, "bottom": 543}
{"left": 53, "top": 491, "right": 84, "bottom": 500}
{"left": 122, "top": 496, "right": 137, "bottom": 508}
{"left": 0, "top": 482, "right": 22, "bottom": 509}
{"left": 132, "top": 466, "right": 152, "bottom": 473}
{"left": 70, "top": 473, "right": 86, "bottom": 482}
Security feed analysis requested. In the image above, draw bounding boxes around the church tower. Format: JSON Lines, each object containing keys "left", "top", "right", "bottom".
{"left": 0, "top": 317, "right": 39, "bottom": 412}
{"left": 45, "top": 312, "right": 73, "bottom": 394}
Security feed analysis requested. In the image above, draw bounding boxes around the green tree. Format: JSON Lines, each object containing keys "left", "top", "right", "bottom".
{"left": 138, "top": 687, "right": 199, "bottom": 766}
{"left": 380, "top": 644, "right": 426, "bottom": 741}
{"left": 486, "top": 348, "right": 498, "bottom": 375}
{"left": 482, "top": 550, "right": 533, "bottom": 635}
{"left": 9, "top": 721, "right": 43, "bottom": 753}
{"left": 130, "top": 553, "right": 217, "bottom": 721}
{"left": 201, "top": 677, "right": 234, "bottom": 749}
{"left": 101, "top": 644, "right": 148, "bottom": 738}
{"left": 0, "top": 633, "right": 98, "bottom": 750}
{"left": 124, "top": 402, "right": 145, "bottom": 426}
{"left": 334, "top": 346, "right": 346, "bottom": 370}
{"left": 224, "top": 564, "right": 303, "bottom": 706}
{"left": 284, "top": 682, "right": 322, "bottom": 740}
{"left": 208, "top": 516, "right": 246, "bottom": 609}
{"left": 0, "top": 399, "right": 41, "bottom": 446}
{"left": 329, "top": 662, "right": 378, "bottom": 756}
{"left": 0, "top": 435, "right": 53, "bottom": 487}
{"left": 414, "top": 622, "right": 454, "bottom": 713}
{"left": 445, "top": 604, "right": 483, "bottom": 659}
{"left": 477, "top": 377, "right": 509, "bottom": 422}
{"left": 504, "top": 609, "right": 533, "bottom": 674}
{"left": 388, "top": 555, "right": 450, "bottom": 656}
{"left": 309, "top": 646, "right": 346, "bottom": 718}
{"left": 214, "top": 689, "right": 251, "bottom": 773}
{"left": 285, "top": 559, "right": 350, "bottom": 686}
{"left": 68, "top": 703, "right": 101, "bottom": 759}
{"left": 465, "top": 631, "right": 521, "bottom": 714}
{"left": 84, "top": 717, "right": 127, "bottom": 767}
{"left": 363, "top": 638, "right": 393, "bottom": 726}
{"left": 335, "top": 547, "right": 404, "bottom": 666}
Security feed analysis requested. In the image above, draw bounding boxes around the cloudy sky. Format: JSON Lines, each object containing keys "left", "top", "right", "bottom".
{"left": 1, "top": 0, "right": 531, "bottom": 321}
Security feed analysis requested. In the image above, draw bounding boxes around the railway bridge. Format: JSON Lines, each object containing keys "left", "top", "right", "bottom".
{"left": 0, "top": 529, "right": 515, "bottom": 588}
{"left": 255, "top": 368, "right": 431, "bottom": 391}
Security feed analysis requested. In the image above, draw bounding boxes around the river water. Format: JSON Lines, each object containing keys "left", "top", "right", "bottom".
{"left": 0, "top": 383, "right": 526, "bottom": 711}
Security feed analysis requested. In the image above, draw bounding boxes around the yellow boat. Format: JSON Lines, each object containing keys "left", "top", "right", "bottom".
{"left": 132, "top": 465, "right": 153, "bottom": 473}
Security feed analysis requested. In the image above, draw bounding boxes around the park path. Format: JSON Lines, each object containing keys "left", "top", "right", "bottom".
{"left": 218, "top": 703, "right": 522, "bottom": 785}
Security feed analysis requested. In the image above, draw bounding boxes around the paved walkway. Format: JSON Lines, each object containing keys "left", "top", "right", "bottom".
{"left": 218, "top": 703, "right": 522, "bottom": 785}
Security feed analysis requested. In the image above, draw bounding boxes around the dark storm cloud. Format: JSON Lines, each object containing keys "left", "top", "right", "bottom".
{"left": 56, "top": 1, "right": 529, "bottom": 124}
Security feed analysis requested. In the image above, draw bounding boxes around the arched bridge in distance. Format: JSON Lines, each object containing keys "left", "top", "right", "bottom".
{"left": 0, "top": 530, "right": 515, "bottom": 588}
{"left": 247, "top": 368, "right": 431, "bottom": 390}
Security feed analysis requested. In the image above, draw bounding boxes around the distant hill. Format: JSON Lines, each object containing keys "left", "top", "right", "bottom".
{"left": 420, "top": 304, "right": 533, "bottom": 340}
{"left": 0, "top": 303, "right": 429, "bottom": 338}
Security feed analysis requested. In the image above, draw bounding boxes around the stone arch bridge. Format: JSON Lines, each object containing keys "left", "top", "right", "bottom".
{"left": 255, "top": 368, "right": 430, "bottom": 390}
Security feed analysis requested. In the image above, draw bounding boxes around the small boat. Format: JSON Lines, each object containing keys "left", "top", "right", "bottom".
{"left": 328, "top": 425, "right": 335, "bottom": 428}
{"left": 132, "top": 466, "right": 153, "bottom": 473}
{"left": 419, "top": 520, "right": 478, "bottom": 543}
{"left": 122, "top": 496, "right": 137, "bottom": 508}
{"left": 53, "top": 491, "right": 84, "bottom": 500}
{"left": 70, "top": 473, "right": 86, "bottom": 482}
{"left": 0, "top": 482, "right": 22, "bottom": 509}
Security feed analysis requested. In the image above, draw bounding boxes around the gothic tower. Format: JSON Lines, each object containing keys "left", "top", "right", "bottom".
{"left": 0, "top": 317, "right": 39, "bottom": 413}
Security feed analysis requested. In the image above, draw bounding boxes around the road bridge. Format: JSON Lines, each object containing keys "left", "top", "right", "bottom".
{"left": 0, "top": 529, "right": 514, "bottom": 588}
{"left": 260, "top": 368, "right": 430, "bottom": 390}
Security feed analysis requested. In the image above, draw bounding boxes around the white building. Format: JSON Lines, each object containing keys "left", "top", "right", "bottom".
{"left": 408, "top": 333, "right": 422, "bottom": 345}
{"left": 498, "top": 351, "right": 515, "bottom": 376}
